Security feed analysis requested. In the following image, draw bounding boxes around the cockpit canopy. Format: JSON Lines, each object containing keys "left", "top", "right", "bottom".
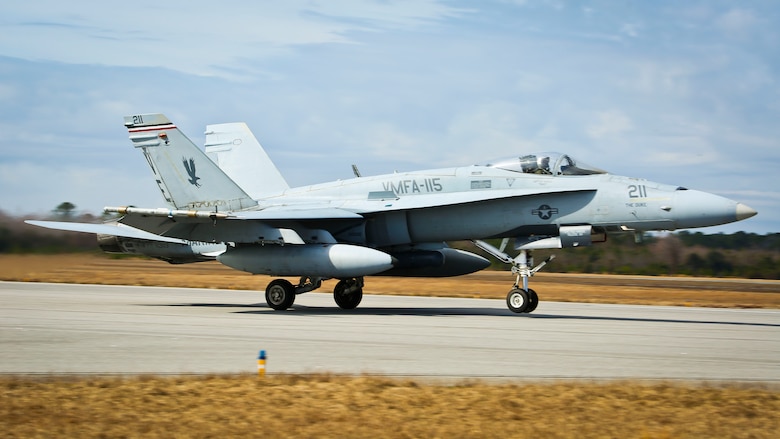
{"left": 484, "top": 152, "right": 606, "bottom": 176}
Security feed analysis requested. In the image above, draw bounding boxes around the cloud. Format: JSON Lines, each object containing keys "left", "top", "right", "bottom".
{"left": 352, "top": 122, "right": 427, "bottom": 163}
{"left": 585, "top": 110, "right": 634, "bottom": 139}
{"left": 650, "top": 147, "right": 719, "bottom": 167}
{"left": 0, "top": 83, "right": 20, "bottom": 102}
{"left": 625, "top": 60, "right": 696, "bottom": 97}
{"left": 715, "top": 8, "right": 759, "bottom": 36}
{"left": 444, "top": 101, "right": 540, "bottom": 164}
{"left": 619, "top": 22, "right": 642, "bottom": 38}
{"left": 0, "top": 1, "right": 469, "bottom": 80}
{"left": 511, "top": 72, "right": 553, "bottom": 94}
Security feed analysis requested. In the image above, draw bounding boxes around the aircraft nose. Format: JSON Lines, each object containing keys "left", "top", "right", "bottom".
{"left": 671, "top": 190, "right": 757, "bottom": 229}
{"left": 736, "top": 203, "right": 758, "bottom": 221}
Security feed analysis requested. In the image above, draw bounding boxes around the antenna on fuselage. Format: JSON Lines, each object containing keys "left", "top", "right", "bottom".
{"left": 351, "top": 164, "right": 362, "bottom": 178}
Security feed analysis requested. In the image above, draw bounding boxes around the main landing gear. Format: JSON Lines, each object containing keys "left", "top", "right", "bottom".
{"left": 265, "top": 279, "right": 297, "bottom": 310}
{"left": 472, "top": 240, "right": 554, "bottom": 314}
{"left": 333, "top": 278, "right": 364, "bottom": 309}
{"left": 264, "top": 276, "right": 364, "bottom": 311}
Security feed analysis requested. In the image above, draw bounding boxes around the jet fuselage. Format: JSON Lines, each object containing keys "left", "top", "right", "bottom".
{"left": 255, "top": 166, "right": 751, "bottom": 247}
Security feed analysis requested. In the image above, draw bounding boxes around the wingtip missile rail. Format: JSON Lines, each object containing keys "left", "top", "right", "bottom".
{"left": 104, "top": 206, "right": 231, "bottom": 220}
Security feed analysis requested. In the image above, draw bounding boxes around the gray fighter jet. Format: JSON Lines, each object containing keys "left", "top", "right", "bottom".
{"left": 28, "top": 113, "right": 757, "bottom": 313}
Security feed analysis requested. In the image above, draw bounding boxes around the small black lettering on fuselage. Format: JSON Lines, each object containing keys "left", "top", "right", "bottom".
{"left": 471, "top": 180, "right": 491, "bottom": 189}
{"left": 187, "top": 201, "right": 229, "bottom": 208}
{"left": 382, "top": 178, "right": 443, "bottom": 195}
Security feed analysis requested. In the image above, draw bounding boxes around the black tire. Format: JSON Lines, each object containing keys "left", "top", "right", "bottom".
{"left": 334, "top": 279, "right": 363, "bottom": 310}
{"left": 506, "top": 288, "right": 530, "bottom": 313}
{"left": 525, "top": 289, "right": 539, "bottom": 313}
{"left": 266, "top": 279, "right": 295, "bottom": 310}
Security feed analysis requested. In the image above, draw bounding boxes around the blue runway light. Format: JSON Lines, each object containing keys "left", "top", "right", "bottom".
{"left": 257, "top": 350, "right": 267, "bottom": 377}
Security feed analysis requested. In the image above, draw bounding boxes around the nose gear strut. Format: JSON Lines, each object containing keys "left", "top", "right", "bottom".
{"left": 471, "top": 239, "right": 555, "bottom": 313}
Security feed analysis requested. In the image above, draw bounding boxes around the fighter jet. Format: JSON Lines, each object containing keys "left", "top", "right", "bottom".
{"left": 27, "top": 113, "right": 757, "bottom": 313}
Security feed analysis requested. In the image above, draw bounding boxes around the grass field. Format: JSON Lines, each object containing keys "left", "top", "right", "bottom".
{"left": 2, "top": 254, "right": 778, "bottom": 437}
{"left": 2, "top": 375, "right": 779, "bottom": 439}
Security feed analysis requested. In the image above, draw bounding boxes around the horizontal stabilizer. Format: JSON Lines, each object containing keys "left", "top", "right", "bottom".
{"left": 25, "top": 220, "right": 188, "bottom": 244}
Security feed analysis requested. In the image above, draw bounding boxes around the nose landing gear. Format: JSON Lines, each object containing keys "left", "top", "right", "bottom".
{"left": 472, "top": 239, "right": 554, "bottom": 313}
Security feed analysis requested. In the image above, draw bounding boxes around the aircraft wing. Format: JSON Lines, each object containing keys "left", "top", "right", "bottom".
{"left": 101, "top": 205, "right": 362, "bottom": 245}
{"left": 25, "top": 220, "right": 189, "bottom": 244}
{"left": 103, "top": 187, "right": 595, "bottom": 244}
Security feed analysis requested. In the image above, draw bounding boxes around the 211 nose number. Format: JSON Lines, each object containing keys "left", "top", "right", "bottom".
{"left": 628, "top": 185, "right": 647, "bottom": 198}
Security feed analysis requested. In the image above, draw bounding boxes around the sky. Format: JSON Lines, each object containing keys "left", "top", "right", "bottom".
{"left": 0, "top": 0, "right": 777, "bottom": 234}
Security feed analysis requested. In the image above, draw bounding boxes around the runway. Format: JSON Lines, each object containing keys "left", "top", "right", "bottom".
{"left": 1, "top": 281, "right": 778, "bottom": 381}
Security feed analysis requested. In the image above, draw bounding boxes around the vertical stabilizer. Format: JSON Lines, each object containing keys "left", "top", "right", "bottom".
{"left": 124, "top": 114, "right": 257, "bottom": 211}
{"left": 205, "top": 122, "right": 289, "bottom": 199}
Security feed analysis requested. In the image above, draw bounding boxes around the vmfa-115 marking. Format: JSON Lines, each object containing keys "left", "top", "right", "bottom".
{"left": 28, "top": 113, "right": 757, "bottom": 313}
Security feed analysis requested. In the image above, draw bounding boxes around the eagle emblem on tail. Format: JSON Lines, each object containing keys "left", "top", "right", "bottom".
{"left": 182, "top": 157, "right": 201, "bottom": 187}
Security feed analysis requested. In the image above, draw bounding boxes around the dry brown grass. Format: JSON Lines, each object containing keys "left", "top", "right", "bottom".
{"left": 1, "top": 254, "right": 778, "bottom": 308}
{"left": 1, "top": 374, "right": 778, "bottom": 439}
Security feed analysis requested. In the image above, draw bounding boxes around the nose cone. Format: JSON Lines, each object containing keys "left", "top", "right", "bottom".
{"left": 672, "top": 190, "right": 757, "bottom": 229}
{"left": 736, "top": 203, "right": 758, "bottom": 221}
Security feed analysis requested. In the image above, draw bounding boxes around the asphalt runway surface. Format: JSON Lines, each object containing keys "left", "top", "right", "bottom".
{"left": 2, "top": 282, "right": 779, "bottom": 381}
